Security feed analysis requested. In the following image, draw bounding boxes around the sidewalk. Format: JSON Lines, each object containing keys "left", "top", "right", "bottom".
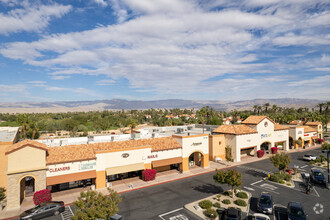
{"left": 0, "top": 144, "right": 321, "bottom": 219}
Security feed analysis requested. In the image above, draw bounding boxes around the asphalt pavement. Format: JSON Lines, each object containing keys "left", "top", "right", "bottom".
{"left": 24, "top": 148, "right": 330, "bottom": 220}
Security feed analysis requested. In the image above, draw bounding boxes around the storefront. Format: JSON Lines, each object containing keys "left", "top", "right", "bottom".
{"left": 212, "top": 116, "right": 289, "bottom": 162}
{"left": 4, "top": 134, "right": 210, "bottom": 210}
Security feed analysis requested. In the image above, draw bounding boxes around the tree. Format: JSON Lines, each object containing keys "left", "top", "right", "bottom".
{"left": 321, "top": 142, "right": 330, "bottom": 152}
{"left": 263, "top": 103, "right": 270, "bottom": 113}
{"left": 198, "top": 107, "right": 207, "bottom": 133}
{"left": 225, "top": 145, "right": 232, "bottom": 161}
{"left": 128, "top": 118, "right": 138, "bottom": 134}
{"left": 72, "top": 188, "right": 121, "bottom": 220}
{"left": 16, "top": 114, "right": 31, "bottom": 139}
{"left": 270, "top": 153, "right": 291, "bottom": 171}
{"left": 213, "top": 169, "right": 242, "bottom": 198}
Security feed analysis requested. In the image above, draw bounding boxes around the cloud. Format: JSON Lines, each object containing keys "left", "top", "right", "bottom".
{"left": 0, "top": 2, "right": 72, "bottom": 35}
{"left": 288, "top": 75, "right": 330, "bottom": 87}
{"left": 93, "top": 0, "right": 108, "bottom": 7}
{"left": 96, "top": 79, "right": 116, "bottom": 85}
{"left": 0, "top": 84, "right": 26, "bottom": 92}
{"left": 27, "top": 81, "right": 46, "bottom": 84}
{"left": 0, "top": 0, "right": 329, "bottom": 100}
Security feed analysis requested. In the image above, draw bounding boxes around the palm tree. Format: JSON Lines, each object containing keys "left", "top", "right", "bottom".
{"left": 128, "top": 118, "right": 138, "bottom": 134}
{"left": 257, "top": 106, "right": 262, "bottom": 115}
{"left": 263, "top": 103, "right": 270, "bottom": 113}
{"left": 253, "top": 105, "right": 258, "bottom": 114}
{"left": 16, "top": 114, "right": 31, "bottom": 139}
{"left": 271, "top": 104, "right": 278, "bottom": 114}
{"left": 198, "top": 107, "right": 207, "bottom": 133}
{"left": 316, "top": 103, "right": 324, "bottom": 114}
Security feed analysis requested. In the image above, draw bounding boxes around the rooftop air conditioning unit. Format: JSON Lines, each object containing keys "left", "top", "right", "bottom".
{"left": 111, "top": 136, "right": 115, "bottom": 141}
{"left": 152, "top": 133, "right": 155, "bottom": 138}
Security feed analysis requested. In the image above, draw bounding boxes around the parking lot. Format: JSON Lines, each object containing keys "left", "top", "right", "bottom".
{"left": 16, "top": 148, "right": 330, "bottom": 220}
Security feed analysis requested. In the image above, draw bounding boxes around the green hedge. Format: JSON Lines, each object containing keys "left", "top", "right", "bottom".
{"left": 270, "top": 172, "right": 292, "bottom": 183}
{"left": 234, "top": 199, "right": 247, "bottom": 207}
{"left": 222, "top": 199, "right": 231, "bottom": 204}
{"left": 204, "top": 208, "right": 218, "bottom": 219}
{"left": 213, "top": 202, "right": 221, "bottom": 208}
{"left": 199, "top": 200, "right": 212, "bottom": 209}
{"left": 224, "top": 191, "right": 233, "bottom": 196}
{"left": 236, "top": 192, "right": 248, "bottom": 199}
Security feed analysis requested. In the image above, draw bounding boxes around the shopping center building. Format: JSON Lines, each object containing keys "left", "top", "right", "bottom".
{"left": 0, "top": 117, "right": 323, "bottom": 210}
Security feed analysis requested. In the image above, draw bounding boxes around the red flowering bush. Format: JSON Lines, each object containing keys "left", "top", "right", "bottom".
{"left": 257, "top": 150, "right": 265, "bottom": 158}
{"left": 142, "top": 169, "right": 157, "bottom": 181}
{"left": 317, "top": 139, "right": 324, "bottom": 144}
{"left": 33, "top": 189, "right": 52, "bottom": 205}
{"left": 271, "top": 147, "right": 278, "bottom": 154}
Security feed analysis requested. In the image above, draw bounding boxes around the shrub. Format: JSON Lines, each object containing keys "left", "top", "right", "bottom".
{"left": 257, "top": 150, "right": 265, "bottom": 158}
{"left": 271, "top": 147, "right": 278, "bottom": 154}
{"left": 199, "top": 200, "right": 212, "bottom": 209}
{"left": 270, "top": 172, "right": 284, "bottom": 183}
{"left": 204, "top": 208, "right": 218, "bottom": 219}
{"left": 216, "top": 194, "right": 221, "bottom": 201}
{"left": 317, "top": 163, "right": 322, "bottom": 166}
{"left": 33, "top": 189, "right": 52, "bottom": 205}
{"left": 317, "top": 138, "right": 324, "bottom": 144}
{"left": 234, "top": 199, "right": 247, "bottom": 207}
{"left": 287, "top": 183, "right": 292, "bottom": 186}
{"left": 309, "top": 161, "right": 315, "bottom": 165}
{"left": 284, "top": 173, "right": 292, "bottom": 181}
{"left": 279, "top": 180, "right": 285, "bottom": 184}
{"left": 224, "top": 191, "right": 233, "bottom": 197}
{"left": 315, "top": 158, "right": 321, "bottom": 163}
{"left": 213, "top": 202, "right": 221, "bottom": 208}
{"left": 0, "top": 187, "right": 5, "bottom": 202}
{"left": 236, "top": 191, "right": 248, "bottom": 199}
{"left": 142, "top": 169, "right": 157, "bottom": 181}
{"left": 222, "top": 199, "right": 231, "bottom": 204}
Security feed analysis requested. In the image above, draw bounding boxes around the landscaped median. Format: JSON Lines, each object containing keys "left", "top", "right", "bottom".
{"left": 184, "top": 190, "right": 251, "bottom": 219}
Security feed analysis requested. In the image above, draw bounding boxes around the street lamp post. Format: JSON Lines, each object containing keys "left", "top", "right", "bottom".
{"left": 327, "top": 151, "right": 330, "bottom": 184}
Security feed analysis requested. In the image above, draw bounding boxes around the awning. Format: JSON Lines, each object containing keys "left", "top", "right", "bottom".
{"left": 46, "top": 170, "right": 96, "bottom": 186}
{"left": 152, "top": 157, "right": 182, "bottom": 168}
{"left": 311, "top": 136, "right": 318, "bottom": 139}
{"left": 106, "top": 163, "right": 145, "bottom": 176}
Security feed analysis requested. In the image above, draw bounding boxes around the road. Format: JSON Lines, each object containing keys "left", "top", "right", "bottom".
{"left": 34, "top": 148, "right": 330, "bottom": 220}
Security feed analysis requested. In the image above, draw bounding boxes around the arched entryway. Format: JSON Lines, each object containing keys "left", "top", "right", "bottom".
{"left": 289, "top": 137, "right": 294, "bottom": 149}
{"left": 20, "top": 176, "right": 35, "bottom": 203}
{"left": 188, "top": 152, "right": 203, "bottom": 167}
{"left": 260, "top": 142, "right": 271, "bottom": 153}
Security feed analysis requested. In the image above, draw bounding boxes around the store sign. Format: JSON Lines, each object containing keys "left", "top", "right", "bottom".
{"left": 304, "top": 134, "right": 309, "bottom": 136}
{"left": 79, "top": 162, "right": 96, "bottom": 170}
{"left": 313, "top": 133, "right": 317, "bottom": 136}
{"left": 49, "top": 166, "right": 70, "bottom": 173}
{"left": 298, "top": 131, "right": 302, "bottom": 134}
{"left": 148, "top": 154, "right": 158, "bottom": 159}
{"left": 261, "top": 134, "right": 271, "bottom": 139}
{"left": 122, "top": 153, "right": 129, "bottom": 158}
{"left": 192, "top": 142, "right": 202, "bottom": 146}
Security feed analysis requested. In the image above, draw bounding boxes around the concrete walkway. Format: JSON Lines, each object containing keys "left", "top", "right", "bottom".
{"left": 0, "top": 144, "right": 321, "bottom": 219}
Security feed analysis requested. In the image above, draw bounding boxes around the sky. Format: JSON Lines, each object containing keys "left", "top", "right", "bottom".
{"left": 0, "top": 0, "right": 329, "bottom": 102}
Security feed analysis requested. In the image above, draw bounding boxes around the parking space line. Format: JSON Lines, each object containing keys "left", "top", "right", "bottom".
{"left": 301, "top": 165, "right": 308, "bottom": 168}
{"left": 251, "top": 180, "right": 263, "bottom": 185}
{"left": 313, "top": 186, "right": 320, "bottom": 197}
{"left": 253, "top": 185, "right": 280, "bottom": 194}
{"left": 159, "top": 208, "right": 184, "bottom": 220}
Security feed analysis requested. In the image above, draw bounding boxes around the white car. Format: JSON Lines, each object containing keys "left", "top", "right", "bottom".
{"left": 303, "top": 154, "right": 316, "bottom": 161}
{"left": 252, "top": 213, "right": 270, "bottom": 220}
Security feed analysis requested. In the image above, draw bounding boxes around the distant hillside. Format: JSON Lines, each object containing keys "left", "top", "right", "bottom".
{"left": 0, "top": 98, "right": 324, "bottom": 113}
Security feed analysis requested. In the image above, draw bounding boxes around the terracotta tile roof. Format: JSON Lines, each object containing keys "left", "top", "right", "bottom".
{"left": 92, "top": 137, "right": 181, "bottom": 153}
{"left": 213, "top": 125, "right": 257, "bottom": 135}
{"left": 303, "top": 126, "right": 317, "bottom": 133}
{"left": 274, "top": 123, "right": 290, "bottom": 131}
{"left": 6, "top": 139, "right": 48, "bottom": 155}
{"left": 289, "top": 120, "right": 302, "bottom": 125}
{"left": 241, "top": 116, "right": 275, "bottom": 124}
{"left": 305, "top": 121, "right": 322, "bottom": 126}
{"left": 46, "top": 144, "right": 96, "bottom": 165}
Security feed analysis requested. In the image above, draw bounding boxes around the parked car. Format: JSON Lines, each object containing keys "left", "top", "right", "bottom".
{"left": 287, "top": 202, "right": 307, "bottom": 220}
{"left": 310, "top": 168, "right": 326, "bottom": 185}
{"left": 20, "top": 201, "right": 65, "bottom": 220}
{"left": 257, "top": 192, "right": 274, "bottom": 215}
{"left": 303, "top": 155, "right": 316, "bottom": 161}
{"left": 217, "top": 207, "right": 241, "bottom": 220}
{"left": 252, "top": 213, "right": 271, "bottom": 220}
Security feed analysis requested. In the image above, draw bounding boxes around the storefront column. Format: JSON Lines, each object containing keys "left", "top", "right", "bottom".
{"left": 201, "top": 154, "right": 209, "bottom": 168}
{"left": 96, "top": 171, "right": 106, "bottom": 189}
{"left": 144, "top": 163, "right": 151, "bottom": 169}
{"left": 180, "top": 157, "right": 189, "bottom": 172}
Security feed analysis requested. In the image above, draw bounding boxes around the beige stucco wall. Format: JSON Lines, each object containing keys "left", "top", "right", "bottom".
{"left": 209, "top": 134, "right": 226, "bottom": 161}
{"left": 180, "top": 135, "right": 209, "bottom": 158}
{"left": 7, "top": 146, "right": 47, "bottom": 174}
{"left": 0, "top": 142, "right": 11, "bottom": 190}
